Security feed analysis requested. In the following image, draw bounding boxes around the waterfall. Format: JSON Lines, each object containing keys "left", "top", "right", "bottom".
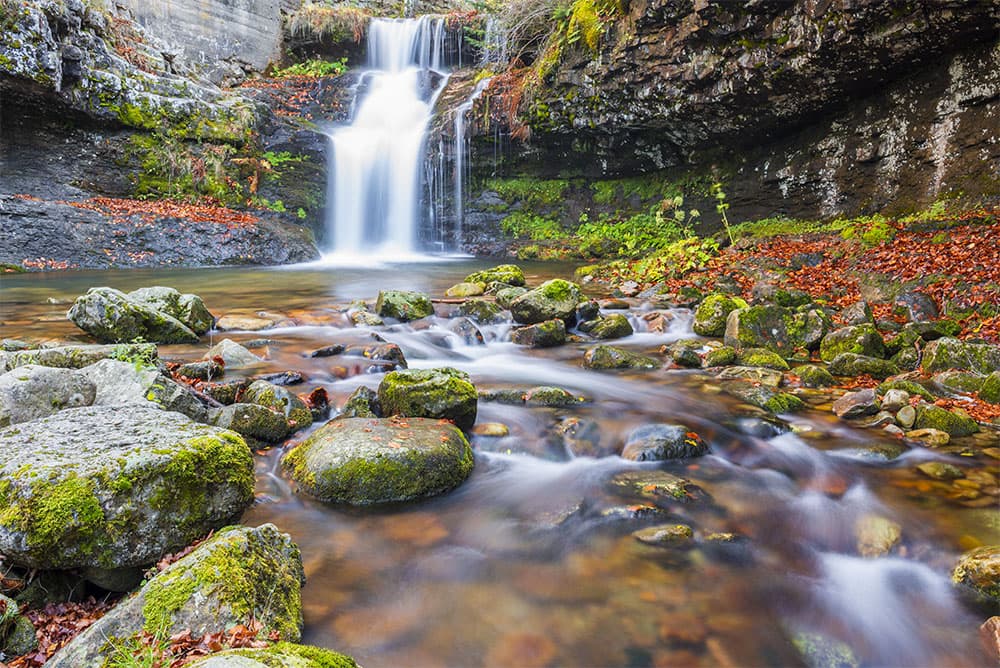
{"left": 452, "top": 77, "right": 492, "bottom": 249}
{"left": 324, "top": 17, "right": 450, "bottom": 261}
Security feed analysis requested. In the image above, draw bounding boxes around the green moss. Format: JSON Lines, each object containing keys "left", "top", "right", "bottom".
{"left": 486, "top": 177, "right": 568, "bottom": 209}
{"left": 876, "top": 379, "right": 935, "bottom": 402}
{"left": 703, "top": 346, "right": 736, "bottom": 367}
{"left": 913, "top": 405, "right": 979, "bottom": 437}
{"left": 797, "top": 364, "right": 835, "bottom": 388}
{"left": 0, "top": 473, "right": 104, "bottom": 558}
{"left": 377, "top": 368, "right": 478, "bottom": 430}
{"left": 764, "top": 393, "right": 806, "bottom": 413}
{"left": 500, "top": 211, "right": 564, "bottom": 240}
{"left": 464, "top": 264, "right": 526, "bottom": 287}
{"left": 737, "top": 348, "right": 790, "bottom": 370}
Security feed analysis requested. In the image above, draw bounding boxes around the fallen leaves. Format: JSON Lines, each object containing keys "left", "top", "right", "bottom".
{"left": 65, "top": 197, "right": 259, "bottom": 229}
{"left": 6, "top": 597, "right": 116, "bottom": 667}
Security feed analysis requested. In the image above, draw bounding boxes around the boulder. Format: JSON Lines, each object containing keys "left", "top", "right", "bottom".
{"left": 0, "top": 365, "right": 96, "bottom": 427}
{"left": 511, "top": 319, "right": 566, "bottom": 348}
{"left": 797, "top": 364, "right": 835, "bottom": 388}
{"left": 0, "top": 405, "right": 253, "bottom": 570}
{"left": 587, "top": 314, "right": 634, "bottom": 340}
{"left": 832, "top": 389, "right": 880, "bottom": 419}
{"left": 723, "top": 381, "right": 806, "bottom": 413}
{"left": 510, "top": 280, "right": 583, "bottom": 324}
{"left": 187, "top": 643, "right": 357, "bottom": 667}
{"left": 607, "top": 470, "right": 708, "bottom": 504}
{"left": 724, "top": 305, "right": 805, "bottom": 354}
{"left": 465, "top": 264, "right": 526, "bottom": 287}
{"left": 375, "top": 290, "right": 434, "bottom": 321}
{"left": 583, "top": 345, "right": 659, "bottom": 370}
{"left": 703, "top": 346, "right": 737, "bottom": 367}
{"left": 495, "top": 286, "right": 528, "bottom": 309}
{"left": 525, "top": 386, "right": 583, "bottom": 407}
{"left": 127, "top": 287, "right": 214, "bottom": 335}
{"left": 693, "top": 293, "right": 745, "bottom": 337}
{"left": 244, "top": 380, "right": 312, "bottom": 431}
{"left": 48, "top": 525, "right": 305, "bottom": 667}
{"left": 735, "top": 348, "right": 790, "bottom": 370}
{"left": 842, "top": 301, "right": 874, "bottom": 325}
{"left": 716, "top": 366, "right": 783, "bottom": 387}
{"left": 339, "top": 386, "right": 380, "bottom": 418}
{"left": 931, "top": 371, "right": 985, "bottom": 396}
{"left": 457, "top": 299, "right": 505, "bottom": 325}
{"left": 953, "top": 545, "right": 1000, "bottom": 602}
{"left": 921, "top": 337, "right": 1000, "bottom": 375}
{"left": 210, "top": 404, "right": 291, "bottom": 444}
{"left": 913, "top": 404, "right": 979, "bottom": 437}
{"left": 377, "top": 368, "right": 477, "bottom": 430}
{"left": 819, "top": 325, "right": 886, "bottom": 363}
{"left": 0, "top": 343, "right": 158, "bottom": 373}
{"left": 828, "top": 353, "right": 899, "bottom": 379}
{"left": 80, "top": 359, "right": 209, "bottom": 422}
{"left": 445, "top": 282, "right": 485, "bottom": 298}
{"left": 981, "top": 372, "right": 1000, "bottom": 404}
{"left": 621, "top": 424, "right": 708, "bottom": 461}
{"left": 67, "top": 287, "right": 199, "bottom": 343}
{"left": 206, "top": 339, "right": 262, "bottom": 369}
{"left": 283, "top": 417, "right": 474, "bottom": 505}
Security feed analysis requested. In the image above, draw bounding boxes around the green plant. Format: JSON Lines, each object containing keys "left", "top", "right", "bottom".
{"left": 711, "top": 182, "right": 734, "bottom": 245}
{"left": 500, "top": 211, "right": 563, "bottom": 239}
{"left": 297, "top": 207, "right": 307, "bottom": 219}
{"left": 661, "top": 195, "right": 701, "bottom": 238}
{"left": 111, "top": 338, "right": 157, "bottom": 371}
{"left": 274, "top": 57, "right": 348, "bottom": 78}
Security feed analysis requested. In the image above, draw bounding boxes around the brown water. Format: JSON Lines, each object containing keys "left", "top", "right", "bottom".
{"left": 2, "top": 260, "right": 998, "bottom": 667}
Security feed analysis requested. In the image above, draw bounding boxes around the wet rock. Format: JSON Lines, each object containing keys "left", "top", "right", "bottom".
{"left": 48, "top": 525, "right": 305, "bottom": 667}
{"left": 633, "top": 524, "right": 694, "bottom": 547}
{"left": 819, "top": 325, "right": 886, "bottom": 363}
{"left": 877, "top": 378, "right": 936, "bottom": 402}
{"left": 703, "top": 346, "right": 736, "bottom": 367}
{"left": 858, "top": 411, "right": 896, "bottom": 428}
{"left": 575, "top": 300, "right": 601, "bottom": 322}
{"left": 670, "top": 346, "right": 702, "bottom": 368}
{"left": 495, "top": 286, "right": 528, "bottom": 309}
{"left": 187, "top": 643, "right": 357, "bottom": 667}
{"left": 308, "top": 344, "right": 346, "bottom": 358}
{"left": 127, "top": 287, "right": 214, "bottom": 335}
{"left": 215, "top": 314, "right": 276, "bottom": 331}
{"left": 724, "top": 381, "right": 805, "bottom": 413}
{"left": 694, "top": 293, "right": 746, "bottom": 337}
{"left": 449, "top": 318, "right": 485, "bottom": 346}
{"left": 842, "top": 301, "right": 874, "bottom": 325}
{"left": 283, "top": 417, "right": 473, "bottom": 505}
{"left": 244, "top": 380, "right": 312, "bottom": 431}
{"left": 68, "top": 287, "right": 200, "bottom": 344}
{"left": 896, "top": 405, "right": 917, "bottom": 429}
{"left": 792, "top": 632, "right": 859, "bottom": 668}
{"left": 854, "top": 514, "right": 902, "bottom": 558}
{"left": 0, "top": 405, "right": 253, "bottom": 571}
{"left": 258, "top": 371, "right": 305, "bottom": 386}
{"left": 210, "top": 403, "right": 290, "bottom": 443}
{"left": 202, "top": 379, "right": 250, "bottom": 406}
{"left": 608, "top": 470, "right": 707, "bottom": 504}
{"left": 588, "top": 313, "right": 634, "bottom": 340}
{"left": 478, "top": 388, "right": 528, "bottom": 404}
{"left": 828, "top": 353, "right": 899, "bottom": 379}
{"left": 375, "top": 290, "right": 434, "bottom": 322}
{"left": 727, "top": 416, "right": 791, "bottom": 439}
{"left": 174, "top": 360, "right": 224, "bottom": 381}
{"left": 833, "top": 389, "right": 880, "bottom": 419}
{"left": 465, "top": 264, "right": 526, "bottom": 287}
{"left": 621, "top": 424, "right": 708, "bottom": 461}
{"left": 339, "top": 386, "right": 380, "bottom": 419}
{"left": 511, "top": 319, "right": 567, "bottom": 348}
{"left": 981, "top": 372, "right": 1000, "bottom": 404}
{"left": 881, "top": 389, "right": 910, "bottom": 413}
{"left": 377, "top": 367, "right": 477, "bottom": 430}
{"left": 905, "top": 428, "right": 951, "bottom": 447}
{"left": 583, "top": 345, "right": 659, "bottom": 370}
{"left": 980, "top": 617, "right": 1000, "bottom": 662}
{"left": 600, "top": 299, "right": 630, "bottom": 310}
{"left": 525, "top": 386, "right": 582, "bottom": 407}
{"left": 510, "top": 279, "right": 583, "bottom": 325}
{"left": 916, "top": 461, "right": 964, "bottom": 479}
{"left": 472, "top": 423, "right": 509, "bottom": 437}
{"left": 349, "top": 309, "right": 384, "bottom": 327}
{"left": 736, "top": 347, "right": 790, "bottom": 370}
{"left": 798, "top": 364, "right": 835, "bottom": 388}
{"left": 0, "top": 364, "right": 96, "bottom": 427}
{"left": 952, "top": 545, "right": 1000, "bottom": 602}
{"left": 894, "top": 291, "right": 939, "bottom": 322}
{"left": 445, "top": 282, "right": 485, "bottom": 298}
{"left": 913, "top": 405, "right": 979, "bottom": 437}
{"left": 724, "top": 305, "right": 802, "bottom": 354}
{"left": 457, "top": 299, "right": 505, "bottom": 325}
{"left": 553, "top": 417, "right": 604, "bottom": 457}
{"left": 921, "top": 337, "right": 1000, "bottom": 375}
{"left": 716, "top": 366, "right": 783, "bottom": 387}
{"left": 0, "top": 343, "right": 150, "bottom": 373}
{"left": 205, "top": 339, "right": 262, "bottom": 369}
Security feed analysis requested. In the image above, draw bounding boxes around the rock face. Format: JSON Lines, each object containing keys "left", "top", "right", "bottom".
{"left": 68, "top": 287, "right": 201, "bottom": 343}
{"left": 48, "top": 525, "right": 305, "bottom": 667}
{"left": 283, "top": 417, "right": 474, "bottom": 505}
{"left": 0, "top": 364, "right": 96, "bottom": 426}
{"left": 0, "top": 405, "right": 254, "bottom": 570}
{"left": 377, "top": 367, "right": 478, "bottom": 430}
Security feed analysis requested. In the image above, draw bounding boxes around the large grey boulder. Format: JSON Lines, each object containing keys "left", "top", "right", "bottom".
{"left": 819, "top": 324, "right": 886, "bottom": 362}
{"left": 128, "top": 286, "right": 215, "bottom": 335}
{"left": 0, "top": 364, "right": 96, "bottom": 427}
{"left": 68, "top": 287, "right": 200, "bottom": 343}
{"left": 510, "top": 279, "right": 583, "bottom": 324}
{"left": 693, "top": 293, "right": 745, "bottom": 337}
{"left": 48, "top": 525, "right": 305, "bottom": 667}
{"left": 0, "top": 343, "right": 158, "bottom": 373}
{"left": 283, "top": 417, "right": 474, "bottom": 505}
{"left": 0, "top": 405, "right": 254, "bottom": 571}
{"left": 921, "top": 337, "right": 1000, "bottom": 375}
{"left": 724, "top": 305, "right": 803, "bottom": 355}
{"left": 377, "top": 367, "right": 478, "bottom": 431}
{"left": 210, "top": 403, "right": 292, "bottom": 444}
{"left": 81, "top": 359, "right": 211, "bottom": 423}
{"left": 206, "top": 338, "right": 263, "bottom": 369}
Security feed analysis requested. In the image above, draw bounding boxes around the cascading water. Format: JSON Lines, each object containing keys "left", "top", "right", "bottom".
{"left": 451, "top": 77, "right": 492, "bottom": 249}
{"left": 324, "top": 17, "right": 450, "bottom": 261}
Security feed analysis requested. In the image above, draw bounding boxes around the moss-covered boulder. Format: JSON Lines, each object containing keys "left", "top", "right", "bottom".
{"left": 693, "top": 293, "right": 746, "bottom": 337}
{"left": 283, "top": 417, "right": 474, "bottom": 505}
{"left": 724, "top": 305, "right": 807, "bottom": 354}
{"left": 511, "top": 319, "right": 567, "bottom": 348}
{"left": 457, "top": 299, "right": 505, "bottom": 325}
{"left": 67, "top": 287, "right": 200, "bottom": 344}
{"left": 375, "top": 290, "right": 434, "bottom": 321}
{"left": 952, "top": 545, "right": 1000, "bottom": 602}
{"left": 797, "top": 364, "right": 835, "bottom": 388}
{"left": 525, "top": 386, "right": 584, "bottom": 407}
{"left": 339, "top": 386, "right": 380, "bottom": 418}
{"left": 703, "top": 346, "right": 737, "bottom": 367}
{"left": 0, "top": 343, "right": 159, "bottom": 373}
{"left": 210, "top": 403, "right": 292, "bottom": 444}
{"left": 445, "top": 282, "right": 485, "bottom": 298}
{"left": 509, "top": 279, "right": 583, "bottom": 324}
{"left": 921, "top": 337, "right": 1000, "bottom": 375}
{"left": 244, "top": 381, "right": 312, "bottom": 431}
{"left": 188, "top": 643, "right": 358, "bottom": 667}
{"left": 621, "top": 424, "right": 709, "bottom": 461}
{"left": 819, "top": 325, "right": 886, "bottom": 363}
{"left": 495, "top": 286, "right": 528, "bottom": 309}
{"left": 913, "top": 404, "right": 979, "bottom": 437}
{"left": 875, "top": 379, "right": 936, "bottom": 402}
{"left": 0, "top": 364, "right": 96, "bottom": 427}
{"left": 583, "top": 345, "right": 659, "bottom": 370}
{"left": 81, "top": 359, "right": 209, "bottom": 423}
{"left": 981, "top": 372, "right": 1000, "bottom": 404}
{"left": 465, "top": 264, "right": 526, "bottom": 287}
{"left": 736, "top": 348, "right": 790, "bottom": 371}
{"left": 127, "top": 287, "right": 215, "bottom": 335}
{"left": 377, "top": 368, "right": 477, "bottom": 430}
{"left": 827, "top": 353, "right": 900, "bottom": 379}
{"left": 588, "top": 314, "right": 634, "bottom": 340}
{"left": 47, "top": 525, "right": 305, "bottom": 667}
{"left": 0, "top": 405, "right": 254, "bottom": 571}
{"left": 723, "top": 381, "right": 806, "bottom": 413}
{"left": 930, "top": 371, "right": 985, "bottom": 396}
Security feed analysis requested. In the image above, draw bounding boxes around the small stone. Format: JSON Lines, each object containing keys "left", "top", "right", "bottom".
{"left": 916, "top": 461, "right": 965, "bottom": 480}
{"left": 524, "top": 386, "right": 582, "bottom": 407}
{"left": 510, "top": 319, "right": 566, "bottom": 348}
{"left": 205, "top": 339, "right": 261, "bottom": 369}
{"left": 215, "top": 315, "right": 275, "bottom": 331}
{"left": 855, "top": 514, "right": 902, "bottom": 557}
{"left": 375, "top": 290, "right": 434, "bottom": 321}
{"left": 589, "top": 313, "right": 634, "bottom": 340}
{"left": 736, "top": 347, "right": 790, "bottom": 371}
{"left": 797, "top": 364, "right": 835, "bottom": 388}
{"left": 913, "top": 404, "right": 979, "bottom": 437}
{"left": 472, "top": 423, "right": 509, "bottom": 437}
{"left": 621, "top": 424, "right": 708, "bottom": 461}
{"left": 716, "top": 366, "right": 783, "bottom": 387}
{"left": 980, "top": 617, "right": 1000, "bottom": 662}
{"left": 896, "top": 405, "right": 917, "bottom": 429}
{"left": 671, "top": 347, "right": 702, "bottom": 368}
{"left": 583, "top": 345, "right": 659, "bottom": 370}
{"left": 633, "top": 524, "right": 694, "bottom": 546}
{"left": 703, "top": 346, "right": 736, "bottom": 367}
{"left": 857, "top": 411, "right": 895, "bottom": 428}
{"left": 445, "top": 282, "right": 485, "bottom": 298}
{"left": 308, "top": 344, "right": 346, "bottom": 358}
{"left": 881, "top": 389, "right": 910, "bottom": 412}
{"left": 832, "top": 389, "right": 880, "bottom": 419}
{"left": 905, "top": 428, "right": 950, "bottom": 447}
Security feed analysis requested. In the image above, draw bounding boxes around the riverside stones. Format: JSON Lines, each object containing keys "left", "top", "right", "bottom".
{"left": 465, "top": 264, "right": 526, "bottom": 287}
{"left": 0, "top": 405, "right": 254, "bottom": 571}
{"left": 206, "top": 338, "right": 262, "bottom": 368}
{"left": 0, "top": 343, "right": 159, "bottom": 373}
{"left": 587, "top": 313, "right": 634, "bottom": 340}
{"left": 832, "top": 389, "right": 880, "bottom": 419}
{"left": 67, "top": 287, "right": 202, "bottom": 343}
{"left": 283, "top": 417, "right": 474, "bottom": 505}
{"left": 693, "top": 293, "right": 745, "bottom": 337}
{"left": 921, "top": 337, "right": 1000, "bottom": 375}
{"left": 511, "top": 319, "right": 567, "bottom": 348}
{"left": 819, "top": 325, "right": 886, "bottom": 363}
{"left": 583, "top": 345, "right": 659, "bottom": 370}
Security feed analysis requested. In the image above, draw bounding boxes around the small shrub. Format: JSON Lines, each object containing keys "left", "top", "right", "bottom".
{"left": 273, "top": 57, "right": 348, "bottom": 78}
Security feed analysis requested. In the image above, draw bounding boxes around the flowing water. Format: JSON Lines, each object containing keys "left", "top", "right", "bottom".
{"left": 1, "top": 262, "right": 997, "bottom": 667}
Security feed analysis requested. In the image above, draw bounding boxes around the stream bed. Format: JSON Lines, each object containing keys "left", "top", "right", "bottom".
{"left": 1, "top": 260, "right": 997, "bottom": 667}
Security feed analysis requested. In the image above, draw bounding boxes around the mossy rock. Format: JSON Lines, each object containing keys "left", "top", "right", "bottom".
{"left": 736, "top": 348, "right": 790, "bottom": 371}
{"left": 980, "top": 371, "right": 1000, "bottom": 404}
{"left": 589, "top": 314, "right": 634, "bottom": 340}
{"left": 723, "top": 381, "right": 806, "bottom": 413}
{"left": 884, "top": 328, "right": 923, "bottom": 357}
{"left": 127, "top": 287, "right": 215, "bottom": 335}
{"left": 952, "top": 545, "right": 1000, "bottom": 602}
{"left": 621, "top": 424, "right": 708, "bottom": 461}
{"left": 875, "top": 379, "right": 935, "bottom": 402}
{"left": 282, "top": 417, "right": 474, "bottom": 505}
{"left": 464, "top": 264, "right": 526, "bottom": 287}
{"left": 510, "top": 319, "right": 566, "bottom": 348}
{"left": 47, "top": 525, "right": 305, "bottom": 667}
{"left": 339, "top": 386, "right": 380, "bottom": 418}
{"left": 187, "top": 642, "right": 358, "bottom": 667}
{"left": 913, "top": 404, "right": 979, "bottom": 437}
{"left": 210, "top": 403, "right": 291, "bottom": 444}
{"left": 792, "top": 632, "right": 859, "bottom": 668}
{"left": 377, "top": 368, "right": 477, "bottom": 430}
{"left": 583, "top": 345, "right": 659, "bottom": 370}
{"left": 0, "top": 343, "right": 159, "bottom": 373}
{"left": 703, "top": 346, "right": 737, "bottom": 367}
{"left": 2, "top": 612, "right": 37, "bottom": 656}
{"left": 797, "top": 364, "right": 835, "bottom": 388}
{"left": 930, "top": 371, "right": 985, "bottom": 396}
{"left": 723, "top": 305, "right": 807, "bottom": 354}
{"left": 633, "top": 524, "right": 695, "bottom": 547}
{"left": 819, "top": 325, "right": 885, "bottom": 363}
{"left": 0, "top": 364, "right": 97, "bottom": 427}
{"left": 457, "top": 299, "right": 505, "bottom": 325}
{"left": 509, "top": 279, "right": 583, "bottom": 325}
{"left": 921, "top": 337, "right": 1000, "bottom": 375}
{"left": 375, "top": 290, "right": 434, "bottom": 322}
{"left": 693, "top": 293, "right": 746, "bottom": 337}
{"left": 445, "top": 282, "right": 485, "bottom": 298}
{"left": 607, "top": 470, "right": 708, "bottom": 504}
{"left": 827, "top": 353, "right": 899, "bottom": 380}
{"left": 244, "top": 380, "right": 312, "bottom": 431}
{"left": 495, "top": 287, "right": 528, "bottom": 309}
{"left": 524, "top": 386, "right": 583, "bottom": 407}
{"left": 0, "top": 405, "right": 254, "bottom": 571}
{"left": 67, "top": 287, "right": 199, "bottom": 344}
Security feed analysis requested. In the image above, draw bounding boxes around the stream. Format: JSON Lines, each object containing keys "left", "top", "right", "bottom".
{"left": 1, "top": 260, "right": 996, "bottom": 667}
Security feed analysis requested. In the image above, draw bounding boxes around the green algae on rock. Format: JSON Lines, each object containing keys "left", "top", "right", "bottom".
{"left": 693, "top": 293, "right": 746, "bottom": 337}
{"left": 282, "top": 417, "right": 474, "bottom": 505}
{"left": 377, "top": 367, "right": 478, "bottom": 430}
{"left": 952, "top": 545, "right": 1000, "bottom": 602}
{"left": 921, "top": 337, "right": 1000, "bottom": 375}
{"left": 465, "top": 264, "right": 526, "bottom": 287}
{"left": 819, "top": 325, "right": 886, "bottom": 363}
{"left": 510, "top": 279, "right": 583, "bottom": 324}
{"left": 511, "top": 319, "right": 567, "bottom": 348}
{"left": 243, "top": 380, "right": 313, "bottom": 431}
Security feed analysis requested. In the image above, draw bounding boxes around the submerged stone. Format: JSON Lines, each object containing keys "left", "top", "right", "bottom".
{"left": 633, "top": 524, "right": 694, "bottom": 547}
{"left": 921, "top": 337, "right": 1000, "bottom": 375}
{"left": 187, "top": 643, "right": 358, "bottom": 667}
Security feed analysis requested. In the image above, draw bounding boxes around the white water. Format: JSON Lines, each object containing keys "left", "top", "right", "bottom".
{"left": 452, "top": 77, "right": 493, "bottom": 248}
{"left": 324, "top": 17, "right": 450, "bottom": 262}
